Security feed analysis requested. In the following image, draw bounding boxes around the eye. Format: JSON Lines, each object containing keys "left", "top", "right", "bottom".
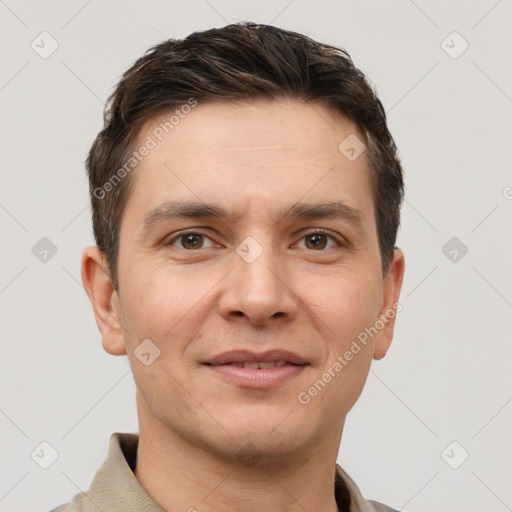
{"left": 164, "top": 229, "right": 343, "bottom": 251}
{"left": 165, "top": 231, "right": 215, "bottom": 250}
{"left": 296, "top": 230, "right": 342, "bottom": 250}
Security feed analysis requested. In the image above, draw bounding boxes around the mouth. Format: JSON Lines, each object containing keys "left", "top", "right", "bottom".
{"left": 202, "top": 350, "right": 309, "bottom": 388}
{"left": 202, "top": 349, "right": 309, "bottom": 366}
{"left": 204, "top": 360, "right": 304, "bottom": 369}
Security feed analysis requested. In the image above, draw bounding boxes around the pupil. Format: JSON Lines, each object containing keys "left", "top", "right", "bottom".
{"left": 307, "top": 234, "right": 326, "bottom": 250}
{"left": 183, "top": 234, "right": 201, "bottom": 249}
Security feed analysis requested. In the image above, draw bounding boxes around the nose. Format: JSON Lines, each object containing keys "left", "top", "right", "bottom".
{"left": 218, "top": 239, "right": 298, "bottom": 327}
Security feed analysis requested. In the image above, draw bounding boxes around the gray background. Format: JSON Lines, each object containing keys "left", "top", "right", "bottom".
{"left": 1, "top": 1, "right": 511, "bottom": 511}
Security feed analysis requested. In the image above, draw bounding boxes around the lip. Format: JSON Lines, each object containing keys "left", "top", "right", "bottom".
{"left": 202, "top": 349, "right": 308, "bottom": 366}
{"left": 202, "top": 349, "right": 309, "bottom": 389}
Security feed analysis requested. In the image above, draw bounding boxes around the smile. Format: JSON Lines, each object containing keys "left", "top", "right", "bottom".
{"left": 209, "top": 360, "right": 299, "bottom": 369}
{"left": 203, "top": 361, "right": 308, "bottom": 388}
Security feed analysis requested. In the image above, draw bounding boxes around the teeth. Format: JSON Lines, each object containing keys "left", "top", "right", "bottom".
{"left": 240, "top": 360, "right": 288, "bottom": 369}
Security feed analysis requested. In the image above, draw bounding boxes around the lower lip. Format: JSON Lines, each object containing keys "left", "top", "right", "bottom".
{"left": 203, "top": 364, "right": 308, "bottom": 388}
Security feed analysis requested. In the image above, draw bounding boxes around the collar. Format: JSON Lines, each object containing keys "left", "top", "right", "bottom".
{"left": 70, "top": 432, "right": 377, "bottom": 512}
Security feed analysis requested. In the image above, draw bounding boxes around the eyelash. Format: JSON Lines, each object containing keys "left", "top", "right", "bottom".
{"left": 164, "top": 229, "right": 344, "bottom": 250}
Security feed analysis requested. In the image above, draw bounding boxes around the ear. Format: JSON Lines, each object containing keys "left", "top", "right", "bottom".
{"left": 373, "top": 248, "right": 405, "bottom": 360}
{"left": 81, "top": 246, "right": 126, "bottom": 356}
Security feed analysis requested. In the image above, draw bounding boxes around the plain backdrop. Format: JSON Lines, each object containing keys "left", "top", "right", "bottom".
{"left": 1, "top": 1, "right": 511, "bottom": 511}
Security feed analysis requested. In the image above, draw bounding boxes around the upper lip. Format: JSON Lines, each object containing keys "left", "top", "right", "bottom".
{"left": 203, "top": 349, "right": 309, "bottom": 365}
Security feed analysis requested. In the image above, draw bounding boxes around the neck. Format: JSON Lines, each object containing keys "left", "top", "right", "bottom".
{"left": 133, "top": 408, "right": 345, "bottom": 512}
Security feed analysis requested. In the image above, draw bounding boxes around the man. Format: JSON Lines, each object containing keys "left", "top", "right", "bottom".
{"left": 52, "top": 22, "right": 405, "bottom": 512}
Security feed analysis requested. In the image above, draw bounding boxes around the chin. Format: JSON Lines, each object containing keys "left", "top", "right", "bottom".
{"left": 218, "top": 432, "right": 305, "bottom": 467}
{"left": 220, "top": 417, "right": 310, "bottom": 456}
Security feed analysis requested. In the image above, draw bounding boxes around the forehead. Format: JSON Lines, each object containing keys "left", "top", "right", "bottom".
{"left": 124, "top": 99, "right": 374, "bottom": 229}
{"left": 137, "top": 98, "right": 363, "bottom": 165}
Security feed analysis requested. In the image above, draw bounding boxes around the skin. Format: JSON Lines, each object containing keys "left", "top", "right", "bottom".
{"left": 81, "top": 98, "right": 405, "bottom": 512}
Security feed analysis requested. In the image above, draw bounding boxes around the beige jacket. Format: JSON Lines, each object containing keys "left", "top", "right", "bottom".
{"left": 50, "top": 433, "right": 400, "bottom": 512}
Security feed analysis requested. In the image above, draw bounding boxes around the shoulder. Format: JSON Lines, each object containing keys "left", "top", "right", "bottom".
{"left": 368, "top": 499, "right": 403, "bottom": 511}
{"left": 48, "top": 504, "right": 71, "bottom": 512}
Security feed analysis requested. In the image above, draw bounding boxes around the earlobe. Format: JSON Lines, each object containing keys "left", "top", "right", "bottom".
{"left": 81, "top": 246, "right": 127, "bottom": 356}
{"left": 373, "top": 248, "right": 405, "bottom": 360}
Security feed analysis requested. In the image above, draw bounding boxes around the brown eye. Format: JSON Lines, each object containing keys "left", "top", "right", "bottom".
{"left": 299, "top": 231, "right": 340, "bottom": 251}
{"left": 166, "top": 232, "right": 214, "bottom": 250}
{"left": 305, "top": 233, "right": 328, "bottom": 250}
{"left": 181, "top": 233, "right": 204, "bottom": 249}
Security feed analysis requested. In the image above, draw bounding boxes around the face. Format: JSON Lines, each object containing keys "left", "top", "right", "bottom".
{"left": 82, "top": 98, "right": 404, "bottom": 462}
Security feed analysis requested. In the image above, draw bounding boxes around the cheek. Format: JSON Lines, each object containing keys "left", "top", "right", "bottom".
{"left": 303, "top": 270, "right": 382, "bottom": 341}
{"left": 120, "top": 265, "right": 217, "bottom": 389}
{"left": 313, "top": 273, "right": 380, "bottom": 408}
{"left": 122, "top": 265, "right": 198, "bottom": 337}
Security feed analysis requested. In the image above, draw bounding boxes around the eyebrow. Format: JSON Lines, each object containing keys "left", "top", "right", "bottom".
{"left": 139, "top": 199, "right": 366, "bottom": 236}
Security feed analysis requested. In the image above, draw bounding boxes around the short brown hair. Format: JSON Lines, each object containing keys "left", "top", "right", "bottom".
{"left": 86, "top": 22, "right": 404, "bottom": 291}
